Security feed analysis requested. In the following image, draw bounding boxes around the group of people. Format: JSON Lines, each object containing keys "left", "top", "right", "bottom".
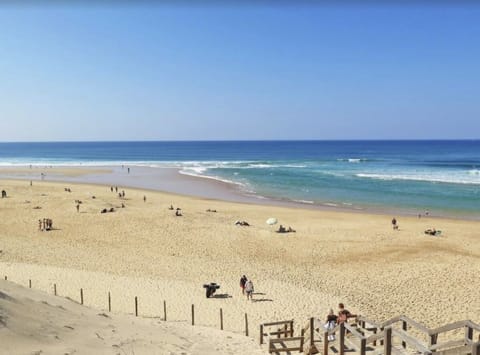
{"left": 323, "top": 303, "right": 357, "bottom": 341}
{"left": 240, "top": 275, "right": 254, "bottom": 301}
{"left": 38, "top": 218, "right": 53, "bottom": 231}
{"left": 168, "top": 205, "right": 183, "bottom": 216}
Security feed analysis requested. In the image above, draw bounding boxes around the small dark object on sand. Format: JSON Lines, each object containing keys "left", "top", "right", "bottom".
{"left": 203, "top": 283, "right": 220, "bottom": 298}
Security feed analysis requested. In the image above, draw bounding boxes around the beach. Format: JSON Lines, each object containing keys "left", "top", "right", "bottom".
{"left": 0, "top": 172, "right": 479, "bottom": 349}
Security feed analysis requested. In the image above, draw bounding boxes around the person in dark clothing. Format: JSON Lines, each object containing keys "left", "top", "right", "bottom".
{"left": 240, "top": 275, "right": 247, "bottom": 295}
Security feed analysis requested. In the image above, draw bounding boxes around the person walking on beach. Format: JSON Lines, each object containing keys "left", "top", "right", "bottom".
{"left": 143, "top": 195, "right": 146, "bottom": 203}
{"left": 76, "top": 204, "right": 80, "bottom": 212}
{"left": 245, "top": 279, "right": 254, "bottom": 301}
{"left": 240, "top": 275, "right": 247, "bottom": 295}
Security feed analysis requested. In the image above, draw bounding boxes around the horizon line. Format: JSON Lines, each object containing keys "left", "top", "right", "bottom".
{"left": 1, "top": 138, "right": 479, "bottom": 144}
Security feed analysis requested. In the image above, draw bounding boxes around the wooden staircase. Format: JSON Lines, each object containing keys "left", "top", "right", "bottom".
{"left": 262, "top": 316, "right": 480, "bottom": 355}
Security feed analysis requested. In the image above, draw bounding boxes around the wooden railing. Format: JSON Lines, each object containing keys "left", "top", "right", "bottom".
{"left": 260, "top": 320, "right": 304, "bottom": 353}
{"left": 313, "top": 315, "right": 480, "bottom": 355}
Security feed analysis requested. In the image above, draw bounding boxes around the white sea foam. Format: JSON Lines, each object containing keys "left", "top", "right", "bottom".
{"left": 292, "top": 199, "right": 314, "bottom": 204}
{"left": 356, "top": 172, "right": 480, "bottom": 185}
{"left": 337, "top": 158, "right": 368, "bottom": 163}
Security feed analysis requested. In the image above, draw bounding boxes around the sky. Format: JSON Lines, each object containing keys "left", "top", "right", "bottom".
{"left": 0, "top": 2, "right": 479, "bottom": 141}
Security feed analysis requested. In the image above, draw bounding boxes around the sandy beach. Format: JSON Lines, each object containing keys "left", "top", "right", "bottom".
{"left": 0, "top": 175, "right": 479, "bottom": 352}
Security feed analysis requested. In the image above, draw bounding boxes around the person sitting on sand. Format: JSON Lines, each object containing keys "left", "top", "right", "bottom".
{"left": 425, "top": 228, "right": 438, "bottom": 236}
{"left": 109, "top": 207, "right": 115, "bottom": 213}
{"left": 175, "top": 209, "right": 182, "bottom": 216}
{"left": 287, "top": 226, "right": 296, "bottom": 232}
{"left": 338, "top": 303, "right": 356, "bottom": 324}
{"left": 168, "top": 205, "right": 174, "bottom": 210}
{"left": 101, "top": 208, "right": 108, "bottom": 214}
{"left": 277, "top": 225, "right": 286, "bottom": 233}
{"left": 1, "top": 190, "right": 6, "bottom": 198}
{"left": 235, "top": 220, "right": 250, "bottom": 226}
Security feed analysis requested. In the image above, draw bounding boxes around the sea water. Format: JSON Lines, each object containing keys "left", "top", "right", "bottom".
{"left": 0, "top": 140, "right": 479, "bottom": 217}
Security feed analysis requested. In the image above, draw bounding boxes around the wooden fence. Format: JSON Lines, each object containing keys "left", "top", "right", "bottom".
{"left": 1, "top": 274, "right": 252, "bottom": 338}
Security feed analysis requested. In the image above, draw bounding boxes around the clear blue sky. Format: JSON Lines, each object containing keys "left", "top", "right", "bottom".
{"left": 1, "top": 3, "right": 479, "bottom": 141}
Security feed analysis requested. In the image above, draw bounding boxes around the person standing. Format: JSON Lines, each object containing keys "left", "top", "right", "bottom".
{"left": 240, "top": 275, "right": 247, "bottom": 294}
{"left": 245, "top": 279, "right": 254, "bottom": 301}
{"left": 391, "top": 217, "right": 398, "bottom": 230}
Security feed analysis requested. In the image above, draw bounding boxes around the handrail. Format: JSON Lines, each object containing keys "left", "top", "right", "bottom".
{"left": 391, "top": 328, "right": 431, "bottom": 354}
{"left": 344, "top": 322, "right": 367, "bottom": 341}
{"left": 429, "top": 320, "right": 469, "bottom": 335}
{"left": 465, "top": 320, "right": 480, "bottom": 332}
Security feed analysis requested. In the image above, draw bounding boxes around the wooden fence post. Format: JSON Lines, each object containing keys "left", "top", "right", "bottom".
{"left": 339, "top": 322, "right": 345, "bottom": 355}
{"left": 324, "top": 331, "right": 329, "bottom": 355}
{"left": 108, "top": 292, "right": 111, "bottom": 312}
{"left": 471, "top": 342, "right": 480, "bottom": 355}
{"left": 29, "top": 279, "right": 32, "bottom": 288}
{"left": 163, "top": 300, "right": 167, "bottom": 321}
{"left": 135, "top": 297, "right": 138, "bottom": 317}
{"left": 80, "top": 288, "right": 84, "bottom": 305}
{"left": 384, "top": 327, "right": 392, "bottom": 355}
{"left": 191, "top": 304, "right": 195, "bottom": 325}
{"left": 360, "top": 338, "right": 367, "bottom": 355}
{"left": 289, "top": 320, "right": 294, "bottom": 337}
{"left": 402, "top": 320, "right": 407, "bottom": 349}
{"left": 245, "top": 313, "right": 249, "bottom": 336}
{"left": 466, "top": 326, "right": 474, "bottom": 342}
{"left": 220, "top": 308, "right": 223, "bottom": 330}
{"left": 260, "top": 324, "right": 264, "bottom": 344}
{"left": 310, "top": 317, "right": 315, "bottom": 347}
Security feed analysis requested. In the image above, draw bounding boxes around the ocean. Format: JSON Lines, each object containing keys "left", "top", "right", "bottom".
{"left": 0, "top": 140, "right": 479, "bottom": 217}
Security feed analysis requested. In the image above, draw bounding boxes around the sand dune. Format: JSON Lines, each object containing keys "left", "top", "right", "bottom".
{"left": 0, "top": 279, "right": 265, "bottom": 355}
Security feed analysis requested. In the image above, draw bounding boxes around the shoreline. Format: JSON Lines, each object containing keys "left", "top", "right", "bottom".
{"left": 0, "top": 165, "right": 478, "bottom": 221}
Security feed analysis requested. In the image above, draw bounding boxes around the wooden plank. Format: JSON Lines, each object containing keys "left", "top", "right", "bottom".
{"left": 260, "top": 324, "right": 264, "bottom": 345}
{"left": 262, "top": 320, "right": 295, "bottom": 327}
{"left": 267, "top": 330, "right": 291, "bottom": 337}
{"left": 400, "top": 316, "right": 431, "bottom": 335}
{"left": 245, "top": 313, "right": 248, "bottom": 336}
{"left": 430, "top": 339, "right": 466, "bottom": 351}
{"left": 436, "top": 344, "right": 473, "bottom": 355}
{"left": 270, "top": 337, "right": 305, "bottom": 343}
{"left": 344, "top": 323, "right": 367, "bottom": 340}
{"left": 392, "top": 328, "right": 430, "bottom": 353}
{"left": 430, "top": 321, "right": 468, "bottom": 335}
{"left": 465, "top": 321, "right": 480, "bottom": 332}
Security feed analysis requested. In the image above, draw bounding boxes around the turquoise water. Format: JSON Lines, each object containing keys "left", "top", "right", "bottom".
{"left": 0, "top": 140, "right": 479, "bottom": 216}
